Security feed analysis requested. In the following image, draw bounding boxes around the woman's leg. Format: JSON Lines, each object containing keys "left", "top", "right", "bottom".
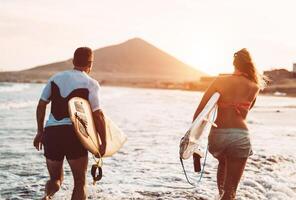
{"left": 43, "top": 159, "right": 64, "bottom": 200}
{"left": 217, "top": 155, "right": 226, "bottom": 196}
{"left": 220, "top": 156, "right": 247, "bottom": 200}
{"left": 67, "top": 155, "right": 88, "bottom": 200}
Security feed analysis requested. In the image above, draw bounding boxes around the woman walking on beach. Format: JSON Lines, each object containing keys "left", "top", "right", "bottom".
{"left": 192, "top": 49, "right": 265, "bottom": 199}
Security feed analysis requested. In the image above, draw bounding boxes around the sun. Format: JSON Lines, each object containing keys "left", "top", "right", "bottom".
{"left": 184, "top": 41, "right": 234, "bottom": 76}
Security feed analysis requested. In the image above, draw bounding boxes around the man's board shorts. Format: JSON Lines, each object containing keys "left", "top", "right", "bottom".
{"left": 43, "top": 125, "right": 88, "bottom": 161}
{"left": 208, "top": 128, "right": 253, "bottom": 159}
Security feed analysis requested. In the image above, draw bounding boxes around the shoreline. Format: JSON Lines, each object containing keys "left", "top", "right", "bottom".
{"left": 1, "top": 79, "right": 296, "bottom": 97}
{"left": 1, "top": 83, "right": 296, "bottom": 199}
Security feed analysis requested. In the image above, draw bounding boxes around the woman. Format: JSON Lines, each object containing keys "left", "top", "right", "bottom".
{"left": 192, "top": 49, "right": 266, "bottom": 199}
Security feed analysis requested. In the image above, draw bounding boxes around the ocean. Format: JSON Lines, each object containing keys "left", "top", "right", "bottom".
{"left": 0, "top": 82, "right": 295, "bottom": 200}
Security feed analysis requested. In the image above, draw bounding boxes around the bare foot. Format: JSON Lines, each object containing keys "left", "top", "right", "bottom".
{"left": 41, "top": 195, "right": 51, "bottom": 200}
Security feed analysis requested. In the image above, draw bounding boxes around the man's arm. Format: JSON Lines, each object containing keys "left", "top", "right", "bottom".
{"left": 93, "top": 109, "right": 106, "bottom": 156}
{"left": 33, "top": 100, "right": 48, "bottom": 151}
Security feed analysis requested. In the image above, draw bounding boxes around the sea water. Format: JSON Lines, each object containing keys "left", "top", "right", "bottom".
{"left": 0, "top": 83, "right": 295, "bottom": 200}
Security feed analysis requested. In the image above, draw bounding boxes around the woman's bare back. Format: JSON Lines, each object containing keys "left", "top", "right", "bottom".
{"left": 214, "top": 75, "right": 259, "bottom": 129}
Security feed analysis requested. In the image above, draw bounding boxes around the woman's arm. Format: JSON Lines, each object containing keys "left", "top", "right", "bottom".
{"left": 249, "top": 98, "right": 257, "bottom": 110}
{"left": 249, "top": 88, "right": 260, "bottom": 110}
{"left": 192, "top": 78, "right": 219, "bottom": 122}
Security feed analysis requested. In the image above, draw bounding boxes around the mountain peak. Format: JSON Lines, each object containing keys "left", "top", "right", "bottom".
{"left": 125, "top": 37, "right": 146, "bottom": 43}
{"left": 122, "top": 37, "right": 151, "bottom": 46}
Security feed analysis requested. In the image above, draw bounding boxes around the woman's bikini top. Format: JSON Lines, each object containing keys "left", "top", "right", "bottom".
{"left": 217, "top": 72, "right": 252, "bottom": 115}
{"left": 217, "top": 101, "right": 251, "bottom": 115}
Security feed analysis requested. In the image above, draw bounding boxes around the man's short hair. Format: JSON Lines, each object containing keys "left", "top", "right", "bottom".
{"left": 73, "top": 47, "right": 94, "bottom": 68}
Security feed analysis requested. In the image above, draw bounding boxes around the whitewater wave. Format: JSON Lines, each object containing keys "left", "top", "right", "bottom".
{"left": 0, "top": 83, "right": 30, "bottom": 93}
{"left": 0, "top": 101, "right": 36, "bottom": 110}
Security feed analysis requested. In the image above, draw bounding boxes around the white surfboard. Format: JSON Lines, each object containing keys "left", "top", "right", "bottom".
{"left": 179, "top": 92, "right": 220, "bottom": 160}
{"left": 68, "top": 97, "right": 127, "bottom": 158}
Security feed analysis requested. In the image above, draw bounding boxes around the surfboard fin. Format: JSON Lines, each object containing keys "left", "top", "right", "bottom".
{"left": 193, "top": 153, "right": 202, "bottom": 172}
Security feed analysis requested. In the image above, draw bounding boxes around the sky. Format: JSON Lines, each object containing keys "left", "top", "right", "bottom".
{"left": 0, "top": 0, "right": 296, "bottom": 75}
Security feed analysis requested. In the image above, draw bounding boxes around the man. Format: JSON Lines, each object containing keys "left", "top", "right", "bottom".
{"left": 33, "top": 47, "right": 106, "bottom": 200}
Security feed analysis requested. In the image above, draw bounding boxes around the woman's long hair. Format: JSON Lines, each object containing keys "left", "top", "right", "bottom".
{"left": 233, "top": 48, "right": 267, "bottom": 89}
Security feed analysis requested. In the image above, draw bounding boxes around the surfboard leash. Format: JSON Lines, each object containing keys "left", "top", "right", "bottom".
{"left": 88, "top": 135, "right": 104, "bottom": 185}
{"left": 74, "top": 112, "right": 104, "bottom": 185}
{"left": 91, "top": 153, "right": 103, "bottom": 185}
{"left": 180, "top": 104, "right": 218, "bottom": 187}
{"left": 179, "top": 145, "right": 209, "bottom": 187}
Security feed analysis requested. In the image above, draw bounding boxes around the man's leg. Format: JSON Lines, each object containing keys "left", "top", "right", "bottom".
{"left": 43, "top": 159, "right": 64, "bottom": 200}
{"left": 220, "top": 156, "right": 248, "bottom": 200}
{"left": 67, "top": 156, "right": 88, "bottom": 200}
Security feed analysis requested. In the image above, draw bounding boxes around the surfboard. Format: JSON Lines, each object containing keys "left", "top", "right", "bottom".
{"left": 179, "top": 92, "right": 220, "bottom": 160}
{"left": 68, "top": 97, "right": 127, "bottom": 158}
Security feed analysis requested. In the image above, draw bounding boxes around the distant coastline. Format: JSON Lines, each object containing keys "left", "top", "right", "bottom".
{"left": 0, "top": 70, "right": 210, "bottom": 91}
{"left": 1, "top": 71, "right": 296, "bottom": 97}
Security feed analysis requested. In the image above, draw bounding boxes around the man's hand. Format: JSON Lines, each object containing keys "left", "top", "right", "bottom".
{"left": 34, "top": 99, "right": 48, "bottom": 151}
{"left": 93, "top": 110, "right": 106, "bottom": 156}
{"left": 33, "top": 130, "right": 44, "bottom": 151}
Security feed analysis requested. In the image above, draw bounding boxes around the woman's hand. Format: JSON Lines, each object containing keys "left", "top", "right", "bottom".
{"left": 33, "top": 130, "right": 44, "bottom": 151}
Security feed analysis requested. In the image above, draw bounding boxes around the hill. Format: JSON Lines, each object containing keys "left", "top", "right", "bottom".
{"left": 0, "top": 38, "right": 205, "bottom": 88}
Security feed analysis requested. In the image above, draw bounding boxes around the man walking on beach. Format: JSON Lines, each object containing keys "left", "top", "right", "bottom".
{"left": 33, "top": 47, "right": 106, "bottom": 199}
